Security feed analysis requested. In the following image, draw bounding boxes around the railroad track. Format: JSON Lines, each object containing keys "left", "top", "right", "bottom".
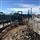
{"left": 0, "top": 22, "right": 18, "bottom": 39}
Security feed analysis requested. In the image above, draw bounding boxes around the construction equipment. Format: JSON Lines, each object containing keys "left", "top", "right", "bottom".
{"left": 18, "top": 11, "right": 24, "bottom": 25}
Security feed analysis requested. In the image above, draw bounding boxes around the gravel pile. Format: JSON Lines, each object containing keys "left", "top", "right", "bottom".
{"left": 9, "top": 28, "right": 40, "bottom": 40}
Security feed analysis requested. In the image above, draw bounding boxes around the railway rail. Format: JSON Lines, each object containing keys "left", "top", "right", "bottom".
{"left": 0, "top": 22, "right": 18, "bottom": 40}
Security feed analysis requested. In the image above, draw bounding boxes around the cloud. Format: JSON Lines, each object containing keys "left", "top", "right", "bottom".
{"left": 13, "top": 3, "right": 40, "bottom": 8}
{"left": 2, "top": 3, "right": 40, "bottom": 14}
{"left": 32, "top": 8, "right": 40, "bottom": 14}
{"left": 7, "top": 7, "right": 40, "bottom": 14}
{"left": 7, "top": 8, "right": 30, "bottom": 11}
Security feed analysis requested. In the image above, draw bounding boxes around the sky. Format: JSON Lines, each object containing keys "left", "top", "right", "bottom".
{"left": 0, "top": 0, "right": 40, "bottom": 14}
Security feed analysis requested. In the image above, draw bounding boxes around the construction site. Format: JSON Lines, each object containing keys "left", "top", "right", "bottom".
{"left": 0, "top": 9, "right": 40, "bottom": 40}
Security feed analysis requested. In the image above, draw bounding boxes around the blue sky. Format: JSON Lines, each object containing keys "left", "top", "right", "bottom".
{"left": 0, "top": 0, "right": 40, "bottom": 14}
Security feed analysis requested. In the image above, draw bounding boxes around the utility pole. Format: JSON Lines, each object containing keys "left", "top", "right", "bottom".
{"left": 28, "top": 10, "right": 29, "bottom": 22}
{"left": 30, "top": 8, "right": 32, "bottom": 20}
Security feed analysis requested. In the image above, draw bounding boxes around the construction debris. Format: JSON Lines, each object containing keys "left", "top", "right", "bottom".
{"left": 2, "top": 25, "right": 40, "bottom": 40}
